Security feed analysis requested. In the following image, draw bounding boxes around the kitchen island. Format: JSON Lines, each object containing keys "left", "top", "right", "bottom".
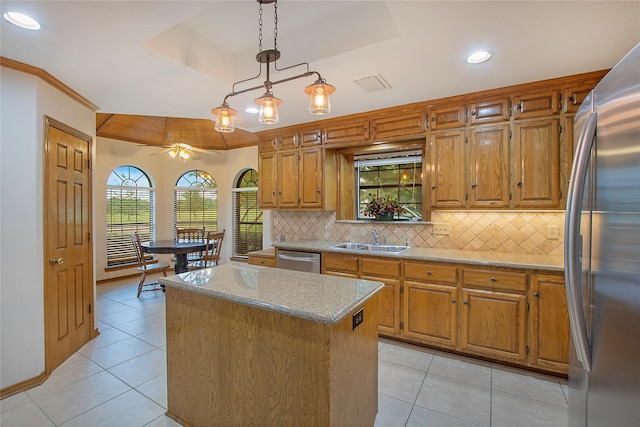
{"left": 159, "top": 263, "right": 384, "bottom": 427}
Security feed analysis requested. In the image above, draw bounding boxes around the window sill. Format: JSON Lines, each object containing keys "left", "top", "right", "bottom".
{"left": 335, "top": 219, "right": 432, "bottom": 225}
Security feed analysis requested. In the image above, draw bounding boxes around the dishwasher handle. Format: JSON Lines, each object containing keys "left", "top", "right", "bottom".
{"left": 277, "top": 253, "right": 319, "bottom": 263}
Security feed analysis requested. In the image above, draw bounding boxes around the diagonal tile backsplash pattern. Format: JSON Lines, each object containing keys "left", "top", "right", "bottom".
{"left": 273, "top": 210, "right": 565, "bottom": 256}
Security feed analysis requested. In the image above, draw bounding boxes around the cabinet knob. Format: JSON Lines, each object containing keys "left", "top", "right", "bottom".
{"left": 316, "top": 189, "right": 321, "bottom": 193}
{"left": 534, "top": 292, "right": 540, "bottom": 297}
{"left": 427, "top": 271, "right": 432, "bottom": 275}
{"left": 516, "top": 181, "right": 522, "bottom": 186}
{"left": 463, "top": 300, "right": 469, "bottom": 305}
{"left": 431, "top": 185, "right": 436, "bottom": 189}
{"left": 490, "top": 277, "right": 496, "bottom": 282}
{"left": 451, "top": 298, "right": 456, "bottom": 303}
{"left": 471, "top": 110, "right": 477, "bottom": 116}
{"left": 431, "top": 117, "right": 436, "bottom": 121}
{"left": 471, "top": 183, "right": 477, "bottom": 188}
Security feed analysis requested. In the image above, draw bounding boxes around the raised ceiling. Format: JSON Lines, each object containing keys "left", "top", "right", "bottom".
{"left": 2, "top": 1, "right": 639, "bottom": 150}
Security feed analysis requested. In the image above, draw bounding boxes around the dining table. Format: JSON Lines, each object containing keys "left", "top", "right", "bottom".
{"left": 141, "top": 240, "right": 207, "bottom": 274}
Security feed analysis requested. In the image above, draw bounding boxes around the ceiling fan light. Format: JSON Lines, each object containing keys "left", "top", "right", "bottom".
{"left": 305, "top": 80, "right": 336, "bottom": 115}
{"left": 255, "top": 91, "right": 282, "bottom": 125}
{"left": 211, "top": 104, "right": 238, "bottom": 133}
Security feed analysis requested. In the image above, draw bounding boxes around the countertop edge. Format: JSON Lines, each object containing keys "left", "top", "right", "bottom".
{"left": 272, "top": 241, "right": 564, "bottom": 272}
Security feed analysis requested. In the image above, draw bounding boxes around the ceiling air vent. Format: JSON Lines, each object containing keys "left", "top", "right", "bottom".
{"left": 354, "top": 74, "right": 391, "bottom": 93}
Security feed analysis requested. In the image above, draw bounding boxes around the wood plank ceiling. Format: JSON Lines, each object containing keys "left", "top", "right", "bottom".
{"left": 96, "top": 113, "right": 258, "bottom": 151}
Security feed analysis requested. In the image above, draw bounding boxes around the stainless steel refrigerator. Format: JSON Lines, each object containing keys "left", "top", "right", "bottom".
{"left": 565, "top": 42, "right": 640, "bottom": 427}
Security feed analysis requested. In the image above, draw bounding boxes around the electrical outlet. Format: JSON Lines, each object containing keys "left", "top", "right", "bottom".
{"left": 547, "top": 225, "right": 559, "bottom": 240}
{"left": 433, "top": 223, "right": 450, "bottom": 235}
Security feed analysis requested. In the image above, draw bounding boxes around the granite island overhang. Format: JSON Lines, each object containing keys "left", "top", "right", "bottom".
{"left": 159, "top": 263, "right": 384, "bottom": 427}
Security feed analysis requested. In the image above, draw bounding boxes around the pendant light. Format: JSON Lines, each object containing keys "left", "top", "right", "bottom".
{"left": 211, "top": 0, "right": 336, "bottom": 132}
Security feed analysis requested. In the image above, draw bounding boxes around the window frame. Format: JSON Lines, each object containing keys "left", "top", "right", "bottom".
{"left": 174, "top": 170, "right": 218, "bottom": 235}
{"left": 232, "top": 169, "right": 263, "bottom": 258}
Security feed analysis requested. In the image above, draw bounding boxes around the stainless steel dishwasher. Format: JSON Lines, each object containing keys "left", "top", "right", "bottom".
{"left": 276, "top": 250, "right": 321, "bottom": 274}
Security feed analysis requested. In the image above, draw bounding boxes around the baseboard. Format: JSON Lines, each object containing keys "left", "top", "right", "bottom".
{"left": 0, "top": 371, "right": 48, "bottom": 399}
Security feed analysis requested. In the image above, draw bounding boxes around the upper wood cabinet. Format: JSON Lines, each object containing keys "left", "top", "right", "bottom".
{"left": 429, "top": 129, "right": 466, "bottom": 208}
{"left": 323, "top": 119, "right": 370, "bottom": 146}
{"left": 469, "top": 98, "right": 511, "bottom": 124}
{"left": 429, "top": 105, "right": 466, "bottom": 130}
{"left": 468, "top": 124, "right": 510, "bottom": 208}
{"left": 514, "top": 90, "right": 560, "bottom": 119}
{"left": 563, "top": 85, "right": 593, "bottom": 113}
{"left": 513, "top": 118, "right": 561, "bottom": 208}
{"left": 370, "top": 111, "right": 427, "bottom": 141}
{"left": 257, "top": 129, "right": 335, "bottom": 210}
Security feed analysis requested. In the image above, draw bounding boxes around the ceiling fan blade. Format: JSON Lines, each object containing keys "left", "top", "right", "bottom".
{"left": 150, "top": 147, "right": 173, "bottom": 155}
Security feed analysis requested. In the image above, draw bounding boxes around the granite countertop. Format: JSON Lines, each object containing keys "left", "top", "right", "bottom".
{"left": 159, "top": 263, "right": 384, "bottom": 325}
{"left": 273, "top": 240, "right": 565, "bottom": 272}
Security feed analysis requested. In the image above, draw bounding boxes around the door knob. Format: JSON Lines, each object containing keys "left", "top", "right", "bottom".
{"left": 49, "top": 257, "right": 64, "bottom": 265}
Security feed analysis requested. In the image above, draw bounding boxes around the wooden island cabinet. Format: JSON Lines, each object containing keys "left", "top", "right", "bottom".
{"left": 161, "top": 264, "right": 383, "bottom": 427}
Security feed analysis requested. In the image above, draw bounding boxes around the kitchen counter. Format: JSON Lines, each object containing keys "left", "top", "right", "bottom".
{"left": 160, "top": 263, "right": 382, "bottom": 426}
{"left": 159, "top": 263, "right": 383, "bottom": 324}
{"left": 273, "top": 240, "right": 564, "bottom": 272}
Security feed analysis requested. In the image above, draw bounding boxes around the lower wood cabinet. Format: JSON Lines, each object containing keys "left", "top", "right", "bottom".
{"left": 529, "top": 274, "right": 570, "bottom": 374}
{"left": 320, "top": 252, "right": 568, "bottom": 375}
{"left": 459, "top": 288, "right": 528, "bottom": 363}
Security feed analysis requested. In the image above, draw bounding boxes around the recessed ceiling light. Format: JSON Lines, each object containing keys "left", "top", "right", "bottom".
{"left": 3, "top": 11, "right": 41, "bottom": 30}
{"left": 467, "top": 50, "right": 492, "bottom": 64}
{"left": 245, "top": 106, "right": 259, "bottom": 114}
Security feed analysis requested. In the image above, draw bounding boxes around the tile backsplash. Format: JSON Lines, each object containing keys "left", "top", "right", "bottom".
{"left": 272, "top": 210, "right": 565, "bottom": 256}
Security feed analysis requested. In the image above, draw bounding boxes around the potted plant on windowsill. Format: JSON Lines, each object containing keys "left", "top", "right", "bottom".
{"left": 362, "top": 195, "right": 404, "bottom": 221}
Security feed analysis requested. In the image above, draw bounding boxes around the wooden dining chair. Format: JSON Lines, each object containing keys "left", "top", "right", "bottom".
{"left": 130, "top": 232, "right": 171, "bottom": 297}
{"left": 176, "top": 227, "right": 206, "bottom": 263}
{"left": 187, "top": 229, "right": 225, "bottom": 270}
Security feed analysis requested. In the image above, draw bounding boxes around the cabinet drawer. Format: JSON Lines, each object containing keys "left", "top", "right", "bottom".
{"left": 248, "top": 256, "right": 276, "bottom": 268}
{"left": 361, "top": 257, "right": 401, "bottom": 278}
{"left": 322, "top": 253, "right": 358, "bottom": 274}
{"left": 403, "top": 262, "right": 458, "bottom": 284}
{"left": 463, "top": 269, "right": 527, "bottom": 291}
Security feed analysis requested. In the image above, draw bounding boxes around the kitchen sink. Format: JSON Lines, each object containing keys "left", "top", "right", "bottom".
{"left": 328, "top": 242, "right": 410, "bottom": 254}
{"left": 329, "top": 242, "right": 368, "bottom": 250}
{"left": 362, "top": 245, "right": 410, "bottom": 253}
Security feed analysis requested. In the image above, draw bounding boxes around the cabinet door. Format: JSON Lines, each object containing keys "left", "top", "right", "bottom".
{"left": 258, "top": 136, "right": 278, "bottom": 153}
{"left": 299, "top": 128, "right": 322, "bottom": 147}
{"left": 429, "top": 130, "right": 466, "bottom": 208}
{"left": 299, "top": 147, "right": 323, "bottom": 208}
{"left": 323, "top": 120, "right": 370, "bottom": 146}
{"left": 322, "top": 253, "right": 358, "bottom": 276}
{"left": 258, "top": 151, "right": 278, "bottom": 209}
{"left": 513, "top": 119, "right": 560, "bottom": 208}
{"left": 563, "top": 86, "right": 593, "bottom": 113}
{"left": 513, "top": 91, "right": 560, "bottom": 119}
{"left": 277, "top": 150, "right": 299, "bottom": 208}
{"left": 370, "top": 111, "right": 426, "bottom": 140}
{"left": 363, "top": 275, "right": 401, "bottom": 335}
{"left": 468, "top": 124, "right": 510, "bottom": 208}
{"left": 529, "top": 275, "right": 569, "bottom": 374}
{"left": 404, "top": 281, "right": 458, "bottom": 348}
{"left": 460, "top": 288, "right": 527, "bottom": 362}
{"left": 429, "top": 105, "right": 466, "bottom": 130}
{"left": 469, "top": 98, "right": 511, "bottom": 124}
{"left": 279, "top": 131, "right": 300, "bottom": 151}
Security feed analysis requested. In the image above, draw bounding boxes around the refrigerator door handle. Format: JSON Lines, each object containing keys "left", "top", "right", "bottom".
{"left": 565, "top": 111, "right": 597, "bottom": 372}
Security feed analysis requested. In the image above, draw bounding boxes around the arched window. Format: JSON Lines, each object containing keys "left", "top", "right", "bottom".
{"left": 233, "top": 169, "right": 262, "bottom": 257}
{"left": 175, "top": 170, "right": 217, "bottom": 233}
{"left": 106, "top": 165, "right": 155, "bottom": 266}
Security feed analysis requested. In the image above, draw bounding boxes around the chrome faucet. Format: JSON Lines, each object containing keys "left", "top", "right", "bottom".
{"left": 370, "top": 229, "right": 379, "bottom": 245}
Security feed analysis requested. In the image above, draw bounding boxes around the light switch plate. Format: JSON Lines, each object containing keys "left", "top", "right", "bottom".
{"left": 547, "top": 225, "right": 559, "bottom": 240}
{"left": 433, "top": 223, "right": 450, "bottom": 235}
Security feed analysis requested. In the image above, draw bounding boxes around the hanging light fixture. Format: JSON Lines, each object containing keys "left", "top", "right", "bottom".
{"left": 211, "top": 0, "right": 336, "bottom": 132}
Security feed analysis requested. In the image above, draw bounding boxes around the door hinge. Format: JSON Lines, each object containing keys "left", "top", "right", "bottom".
{"left": 509, "top": 130, "right": 512, "bottom": 139}
{"left": 509, "top": 192, "right": 513, "bottom": 200}
{"left": 559, "top": 190, "right": 563, "bottom": 199}
{"left": 400, "top": 285, "right": 404, "bottom": 294}
{"left": 88, "top": 304, "right": 92, "bottom": 314}
{"left": 465, "top": 136, "right": 468, "bottom": 144}
{"left": 465, "top": 193, "right": 469, "bottom": 201}
{"left": 400, "top": 321, "right": 404, "bottom": 330}
{"left": 526, "top": 302, "right": 530, "bottom": 311}
{"left": 526, "top": 345, "right": 530, "bottom": 355}
{"left": 509, "top": 99, "right": 513, "bottom": 116}
{"left": 87, "top": 158, "right": 92, "bottom": 169}
{"left": 559, "top": 125, "right": 563, "bottom": 133}
{"left": 87, "top": 232, "right": 92, "bottom": 242}
{"left": 464, "top": 107, "right": 469, "bottom": 123}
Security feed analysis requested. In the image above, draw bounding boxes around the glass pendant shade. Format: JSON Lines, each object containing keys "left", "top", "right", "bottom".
{"left": 304, "top": 81, "right": 336, "bottom": 115}
{"left": 255, "top": 92, "right": 282, "bottom": 124}
{"left": 211, "top": 104, "right": 238, "bottom": 133}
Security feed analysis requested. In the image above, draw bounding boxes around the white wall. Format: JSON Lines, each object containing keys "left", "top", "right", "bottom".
{"left": 0, "top": 67, "right": 95, "bottom": 389}
{"left": 95, "top": 139, "right": 269, "bottom": 281}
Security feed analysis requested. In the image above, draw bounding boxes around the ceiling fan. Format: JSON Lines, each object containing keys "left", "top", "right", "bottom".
{"left": 150, "top": 139, "right": 220, "bottom": 161}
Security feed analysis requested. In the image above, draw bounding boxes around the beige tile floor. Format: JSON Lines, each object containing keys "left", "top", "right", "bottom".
{"left": 1, "top": 277, "right": 569, "bottom": 427}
